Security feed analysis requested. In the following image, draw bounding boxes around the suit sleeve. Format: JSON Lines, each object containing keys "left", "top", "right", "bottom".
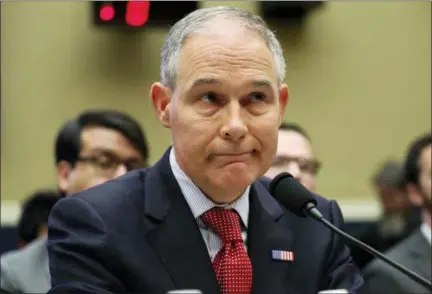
{"left": 319, "top": 200, "right": 364, "bottom": 293}
{"left": 47, "top": 196, "right": 126, "bottom": 294}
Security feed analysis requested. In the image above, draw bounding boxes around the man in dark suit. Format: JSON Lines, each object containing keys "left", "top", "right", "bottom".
{"left": 361, "top": 133, "right": 432, "bottom": 294}
{"left": 351, "top": 161, "right": 422, "bottom": 269}
{"left": 47, "top": 6, "right": 363, "bottom": 294}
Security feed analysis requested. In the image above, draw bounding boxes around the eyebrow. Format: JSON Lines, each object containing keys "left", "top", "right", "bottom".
{"left": 189, "top": 78, "right": 273, "bottom": 90}
{"left": 250, "top": 79, "right": 272, "bottom": 88}
{"left": 190, "top": 78, "right": 221, "bottom": 89}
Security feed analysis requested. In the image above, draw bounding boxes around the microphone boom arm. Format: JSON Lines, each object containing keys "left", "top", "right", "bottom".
{"left": 305, "top": 204, "right": 432, "bottom": 291}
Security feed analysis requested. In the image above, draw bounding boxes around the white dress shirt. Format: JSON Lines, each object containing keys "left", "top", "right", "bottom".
{"left": 420, "top": 222, "right": 431, "bottom": 245}
{"left": 169, "top": 148, "right": 250, "bottom": 261}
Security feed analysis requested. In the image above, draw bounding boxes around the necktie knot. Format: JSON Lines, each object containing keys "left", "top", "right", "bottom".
{"left": 201, "top": 207, "right": 243, "bottom": 244}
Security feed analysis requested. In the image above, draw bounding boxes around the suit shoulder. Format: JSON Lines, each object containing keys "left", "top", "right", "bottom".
{"left": 52, "top": 169, "right": 151, "bottom": 229}
{"left": 364, "top": 233, "right": 414, "bottom": 277}
{"left": 381, "top": 229, "right": 422, "bottom": 263}
{"left": 66, "top": 169, "right": 147, "bottom": 209}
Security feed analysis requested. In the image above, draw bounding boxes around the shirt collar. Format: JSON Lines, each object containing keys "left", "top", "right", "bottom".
{"left": 169, "top": 147, "right": 250, "bottom": 227}
{"left": 420, "top": 223, "right": 431, "bottom": 245}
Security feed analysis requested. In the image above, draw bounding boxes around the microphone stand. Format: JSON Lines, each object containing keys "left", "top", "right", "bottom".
{"left": 306, "top": 204, "right": 432, "bottom": 291}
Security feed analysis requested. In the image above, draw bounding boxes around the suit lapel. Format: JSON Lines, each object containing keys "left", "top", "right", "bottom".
{"left": 407, "top": 230, "right": 432, "bottom": 281}
{"left": 248, "top": 181, "right": 295, "bottom": 294}
{"left": 144, "top": 149, "right": 220, "bottom": 294}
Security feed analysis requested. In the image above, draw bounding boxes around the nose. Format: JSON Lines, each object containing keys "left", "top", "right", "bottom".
{"left": 113, "top": 164, "right": 127, "bottom": 178}
{"left": 219, "top": 103, "right": 247, "bottom": 141}
{"left": 286, "top": 162, "right": 301, "bottom": 179}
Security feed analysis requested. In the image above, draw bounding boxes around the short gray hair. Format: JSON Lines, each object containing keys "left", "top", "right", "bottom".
{"left": 160, "top": 6, "right": 286, "bottom": 89}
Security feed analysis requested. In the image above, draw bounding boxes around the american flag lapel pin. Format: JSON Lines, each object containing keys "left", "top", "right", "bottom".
{"left": 272, "top": 249, "right": 294, "bottom": 262}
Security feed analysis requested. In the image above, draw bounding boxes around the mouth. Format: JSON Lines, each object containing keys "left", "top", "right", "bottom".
{"left": 215, "top": 152, "right": 253, "bottom": 163}
{"left": 218, "top": 152, "right": 251, "bottom": 156}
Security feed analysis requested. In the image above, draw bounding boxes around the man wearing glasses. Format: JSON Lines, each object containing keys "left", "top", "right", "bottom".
{"left": 1, "top": 110, "right": 149, "bottom": 293}
{"left": 265, "top": 122, "right": 321, "bottom": 192}
{"left": 54, "top": 110, "right": 149, "bottom": 196}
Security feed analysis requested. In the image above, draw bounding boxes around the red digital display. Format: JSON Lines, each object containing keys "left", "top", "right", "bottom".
{"left": 97, "top": 1, "right": 150, "bottom": 27}
{"left": 126, "top": 1, "right": 150, "bottom": 27}
{"left": 99, "top": 4, "right": 115, "bottom": 22}
{"left": 93, "top": 1, "right": 198, "bottom": 28}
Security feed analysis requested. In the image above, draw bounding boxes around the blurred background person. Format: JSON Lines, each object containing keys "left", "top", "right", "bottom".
{"left": 265, "top": 122, "right": 321, "bottom": 192}
{"left": 361, "top": 133, "right": 431, "bottom": 294}
{"left": 350, "top": 160, "right": 422, "bottom": 268}
{"left": 1, "top": 110, "right": 150, "bottom": 294}
{"left": 54, "top": 110, "right": 150, "bottom": 196}
{"left": 16, "top": 190, "right": 60, "bottom": 249}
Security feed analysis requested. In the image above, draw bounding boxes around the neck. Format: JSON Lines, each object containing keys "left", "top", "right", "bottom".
{"left": 200, "top": 183, "right": 245, "bottom": 205}
{"left": 422, "top": 209, "right": 431, "bottom": 227}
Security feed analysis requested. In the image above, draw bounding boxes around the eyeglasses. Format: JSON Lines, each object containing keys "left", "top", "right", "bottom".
{"left": 77, "top": 154, "right": 148, "bottom": 173}
{"left": 271, "top": 156, "right": 322, "bottom": 176}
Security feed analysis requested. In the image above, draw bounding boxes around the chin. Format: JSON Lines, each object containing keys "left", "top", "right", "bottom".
{"left": 214, "top": 169, "right": 258, "bottom": 191}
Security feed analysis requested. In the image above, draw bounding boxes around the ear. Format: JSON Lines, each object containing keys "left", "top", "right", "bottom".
{"left": 406, "top": 183, "right": 424, "bottom": 207}
{"left": 56, "top": 161, "right": 71, "bottom": 194}
{"left": 150, "top": 82, "right": 172, "bottom": 128}
{"left": 278, "top": 84, "right": 289, "bottom": 124}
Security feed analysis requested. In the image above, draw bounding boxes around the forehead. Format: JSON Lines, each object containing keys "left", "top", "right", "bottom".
{"left": 177, "top": 20, "right": 278, "bottom": 89}
{"left": 276, "top": 130, "right": 313, "bottom": 159}
{"left": 80, "top": 126, "right": 141, "bottom": 158}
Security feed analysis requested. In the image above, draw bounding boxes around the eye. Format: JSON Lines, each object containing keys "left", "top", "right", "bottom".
{"left": 96, "top": 156, "right": 118, "bottom": 169}
{"left": 249, "top": 92, "right": 265, "bottom": 103}
{"left": 200, "top": 92, "right": 218, "bottom": 103}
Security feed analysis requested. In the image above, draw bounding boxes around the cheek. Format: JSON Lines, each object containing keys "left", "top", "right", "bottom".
{"left": 252, "top": 121, "right": 279, "bottom": 152}
{"left": 69, "top": 168, "right": 106, "bottom": 192}
{"left": 172, "top": 112, "right": 217, "bottom": 147}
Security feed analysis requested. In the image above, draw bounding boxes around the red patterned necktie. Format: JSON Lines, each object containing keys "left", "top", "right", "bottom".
{"left": 201, "top": 207, "right": 253, "bottom": 294}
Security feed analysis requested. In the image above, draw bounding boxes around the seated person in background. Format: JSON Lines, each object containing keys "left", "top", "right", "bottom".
{"left": 361, "top": 133, "right": 432, "bottom": 294}
{"left": 350, "top": 160, "right": 421, "bottom": 269}
{"left": 0, "top": 110, "right": 150, "bottom": 294}
{"left": 264, "top": 122, "right": 321, "bottom": 192}
{"left": 17, "top": 190, "right": 60, "bottom": 249}
{"left": 47, "top": 6, "right": 362, "bottom": 294}
{"left": 1, "top": 189, "right": 60, "bottom": 292}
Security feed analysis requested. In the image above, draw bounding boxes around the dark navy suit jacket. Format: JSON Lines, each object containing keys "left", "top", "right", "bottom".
{"left": 47, "top": 149, "right": 363, "bottom": 294}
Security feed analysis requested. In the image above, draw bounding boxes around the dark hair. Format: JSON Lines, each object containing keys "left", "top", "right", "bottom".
{"left": 18, "top": 190, "right": 60, "bottom": 244}
{"left": 55, "top": 110, "right": 149, "bottom": 165}
{"left": 279, "top": 122, "right": 311, "bottom": 142}
{"left": 403, "top": 133, "right": 432, "bottom": 187}
{"left": 372, "top": 160, "right": 404, "bottom": 189}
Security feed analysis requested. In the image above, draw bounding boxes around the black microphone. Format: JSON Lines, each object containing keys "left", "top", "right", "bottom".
{"left": 269, "top": 172, "right": 432, "bottom": 291}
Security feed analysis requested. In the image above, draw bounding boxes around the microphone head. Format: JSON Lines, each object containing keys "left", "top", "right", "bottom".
{"left": 269, "top": 172, "right": 317, "bottom": 217}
